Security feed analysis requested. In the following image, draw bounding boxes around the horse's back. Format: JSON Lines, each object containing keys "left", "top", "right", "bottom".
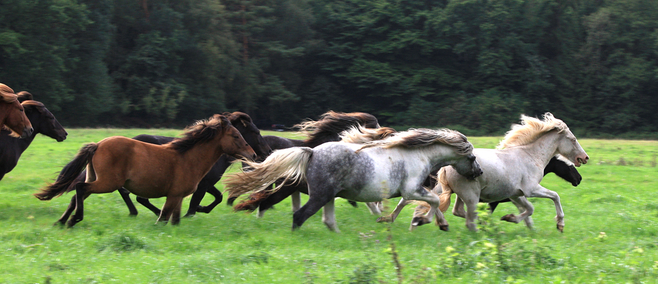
{"left": 309, "top": 142, "right": 407, "bottom": 201}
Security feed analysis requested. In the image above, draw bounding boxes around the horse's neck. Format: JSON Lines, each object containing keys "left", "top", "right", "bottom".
{"left": 408, "top": 144, "right": 456, "bottom": 174}
{"left": 303, "top": 132, "right": 340, "bottom": 148}
{"left": 178, "top": 141, "right": 226, "bottom": 176}
{"left": 1, "top": 130, "right": 35, "bottom": 152}
{"left": 516, "top": 131, "right": 560, "bottom": 167}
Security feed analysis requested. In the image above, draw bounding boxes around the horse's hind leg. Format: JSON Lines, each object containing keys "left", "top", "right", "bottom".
{"left": 67, "top": 183, "right": 92, "bottom": 227}
{"left": 118, "top": 187, "right": 138, "bottom": 216}
{"left": 291, "top": 190, "right": 301, "bottom": 212}
{"left": 55, "top": 195, "right": 77, "bottom": 226}
{"left": 136, "top": 196, "right": 161, "bottom": 216}
{"left": 500, "top": 196, "right": 535, "bottom": 228}
{"left": 257, "top": 183, "right": 302, "bottom": 218}
{"left": 292, "top": 192, "right": 333, "bottom": 231}
{"left": 452, "top": 197, "right": 467, "bottom": 218}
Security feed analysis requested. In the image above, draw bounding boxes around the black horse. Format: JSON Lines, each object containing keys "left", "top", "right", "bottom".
{"left": 58, "top": 112, "right": 271, "bottom": 217}
{"left": 0, "top": 97, "right": 67, "bottom": 181}
{"left": 230, "top": 111, "right": 380, "bottom": 214}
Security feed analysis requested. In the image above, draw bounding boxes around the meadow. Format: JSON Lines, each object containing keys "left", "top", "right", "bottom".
{"left": 0, "top": 128, "right": 657, "bottom": 283}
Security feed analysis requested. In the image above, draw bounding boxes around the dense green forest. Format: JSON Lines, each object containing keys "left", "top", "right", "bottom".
{"left": 1, "top": 0, "right": 657, "bottom": 136}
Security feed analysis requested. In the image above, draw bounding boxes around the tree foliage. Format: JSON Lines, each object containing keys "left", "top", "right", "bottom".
{"left": 0, "top": 0, "right": 656, "bottom": 135}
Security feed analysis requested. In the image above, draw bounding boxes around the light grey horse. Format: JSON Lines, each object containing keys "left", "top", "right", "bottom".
{"left": 225, "top": 128, "right": 483, "bottom": 232}
{"left": 381, "top": 113, "right": 589, "bottom": 232}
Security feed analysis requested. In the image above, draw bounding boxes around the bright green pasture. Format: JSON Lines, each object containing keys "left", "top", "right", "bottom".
{"left": 0, "top": 129, "right": 657, "bottom": 283}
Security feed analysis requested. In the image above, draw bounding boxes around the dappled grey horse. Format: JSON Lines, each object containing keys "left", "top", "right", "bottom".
{"left": 225, "top": 128, "right": 483, "bottom": 232}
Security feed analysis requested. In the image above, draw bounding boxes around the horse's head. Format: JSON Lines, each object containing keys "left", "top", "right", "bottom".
{"left": 22, "top": 100, "right": 68, "bottom": 142}
{"left": 556, "top": 128, "right": 589, "bottom": 167}
{"left": 226, "top": 112, "right": 272, "bottom": 161}
{"left": 451, "top": 153, "right": 483, "bottom": 180}
{"left": 215, "top": 114, "right": 257, "bottom": 161}
{"left": 547, "top": 156, "right": 582, "bottom": 186}
{"left": 1, "top": 84, "right": 33, "bottom": 139}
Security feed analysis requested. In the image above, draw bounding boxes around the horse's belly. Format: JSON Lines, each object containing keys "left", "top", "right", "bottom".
{"left": 335, "top": 182, "right": 400, "bottom": 202}
{"left": 479, "top": 186, "right": 522, "bottom": 202}
{"left": 123, "top": 179, "right": 170, "bottom": 198}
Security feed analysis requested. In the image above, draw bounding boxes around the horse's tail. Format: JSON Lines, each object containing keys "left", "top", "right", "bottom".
{"left": 34, "top": 143, "right": 98, "bottom": 200}
{"left": 225, "top": 147, "right": 313, "bottom": 203}
{"left": 438, "top": 167, "right": 453, "bottom": 213}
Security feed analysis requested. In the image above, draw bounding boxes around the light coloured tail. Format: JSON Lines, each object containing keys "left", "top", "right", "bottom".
{"left": 438, "top": 168, "right": 453, "bottom": 213}
{"left": 225, "top": 147, "right": 313, "bottom": 201}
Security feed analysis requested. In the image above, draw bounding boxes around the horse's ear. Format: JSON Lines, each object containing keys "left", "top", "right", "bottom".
{"left": 17, "top": 91, "right": 33, "bottom": 102}
{"left": 241, "top": 119, "right": 248, "bottom": 128}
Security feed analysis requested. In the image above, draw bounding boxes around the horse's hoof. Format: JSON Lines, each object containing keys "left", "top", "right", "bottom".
{"left": 183, "top": 213, "right": 196, "bottom": 218}
{"left": 439, "top": 224, "right": 449, "bottom": 232}
{"left": 411, "top": 216, "right": 431, "bottom": 227}
{"left": 501, "top": 214, "right": 517, "bottom": 223}
{"left": 376, "top": 216, "right": 392, "bottom": 223}
{"left": 557, "top": 224, "right": 564, "bottom": 233}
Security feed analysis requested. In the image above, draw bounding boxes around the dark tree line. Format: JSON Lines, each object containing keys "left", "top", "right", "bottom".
{"left": 1, "top": 0, "right": 657, "bottom": 136}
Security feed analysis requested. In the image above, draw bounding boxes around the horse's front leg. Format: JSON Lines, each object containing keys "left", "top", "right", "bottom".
{"left": 321, "top": 199, "right": 339, "bottom": 233}
{"left": 365, "top": 202, "right": 382, "bottom": 215}
{"left": 377, "top": 198, "right": 412, "bottom": 223}
{"left": 524, "top": 186, "right": 564, "bottom": 232}
{"left": 157, "top": 196, "right": 183, "bottom": 225}
{"left": 192, "top": 184, "right": 222, "bottom": 215}
{"left": 403, "top": 187, "right": 448, "bottom": 231}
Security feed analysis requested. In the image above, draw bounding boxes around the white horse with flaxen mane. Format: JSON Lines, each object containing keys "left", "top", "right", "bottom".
{"left": 380, "top": 113, "right": 589, "bottom": 232}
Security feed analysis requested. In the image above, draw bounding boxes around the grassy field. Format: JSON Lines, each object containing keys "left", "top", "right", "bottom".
{"left": 0, "top": 128, "right": 657, "bottom": 283}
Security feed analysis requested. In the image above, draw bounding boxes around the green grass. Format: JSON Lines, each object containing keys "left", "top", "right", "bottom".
{"left": 1, "top": 129, "right": 657, "bottom": 283}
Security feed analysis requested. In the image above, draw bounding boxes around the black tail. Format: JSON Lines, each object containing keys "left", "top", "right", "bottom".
{"left": 34, "top": 143, "right": 98, "bottom": 200}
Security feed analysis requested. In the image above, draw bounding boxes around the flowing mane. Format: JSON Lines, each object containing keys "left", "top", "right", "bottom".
{"left": 295, "top": 111, "right": 379, "bottom": 147}
{"left": 357, "top": 128, "right": 473, "bottom": 155}
{"left": 340, "top": 125, "right": 397, "bottom": 144}
{"left": 497, "top": 113, "right": 568, "bottom": 149}
{"left": 225, "top": 111, "right": 253, "bottom": 126}
{"left": 21, "top": 100, "right": 45, "bottom": 111}
{"left": 17, "top": 91, "right": 33, "bottom": 102}
{"left": 0, "top": 84, "right": 18, "bottom": 103}
{"left": 165, "top": 114, "right": 228, "bottom": 154}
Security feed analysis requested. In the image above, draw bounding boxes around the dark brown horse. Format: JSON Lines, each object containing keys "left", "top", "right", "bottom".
{"left": 34, "top": 114, "right": 256, "bottom": 227}
{"left": 0, "top": 84, "right": 33, "bottom": 138}
{"left": 0, "top": 99, "right": 67, "bottom": 180}
{"left": 229, "top": 111, "right": 381, "bottom": 215}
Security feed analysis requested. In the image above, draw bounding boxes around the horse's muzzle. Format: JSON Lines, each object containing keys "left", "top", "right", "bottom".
{"left": 20, "top": 127, "right": 34, "bottom": 139}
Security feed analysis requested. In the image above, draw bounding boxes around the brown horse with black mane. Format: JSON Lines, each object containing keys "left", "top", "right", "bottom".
{"left": 0, "top": 83, "right": 33, "bottom": 138}
{"left": 35, "top": 114, "right": 256, "bottom": 227}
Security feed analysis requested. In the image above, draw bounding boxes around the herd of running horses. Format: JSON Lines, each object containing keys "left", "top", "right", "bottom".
{"left": 1, "top": 82, "right": 589, "bottom": 232}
